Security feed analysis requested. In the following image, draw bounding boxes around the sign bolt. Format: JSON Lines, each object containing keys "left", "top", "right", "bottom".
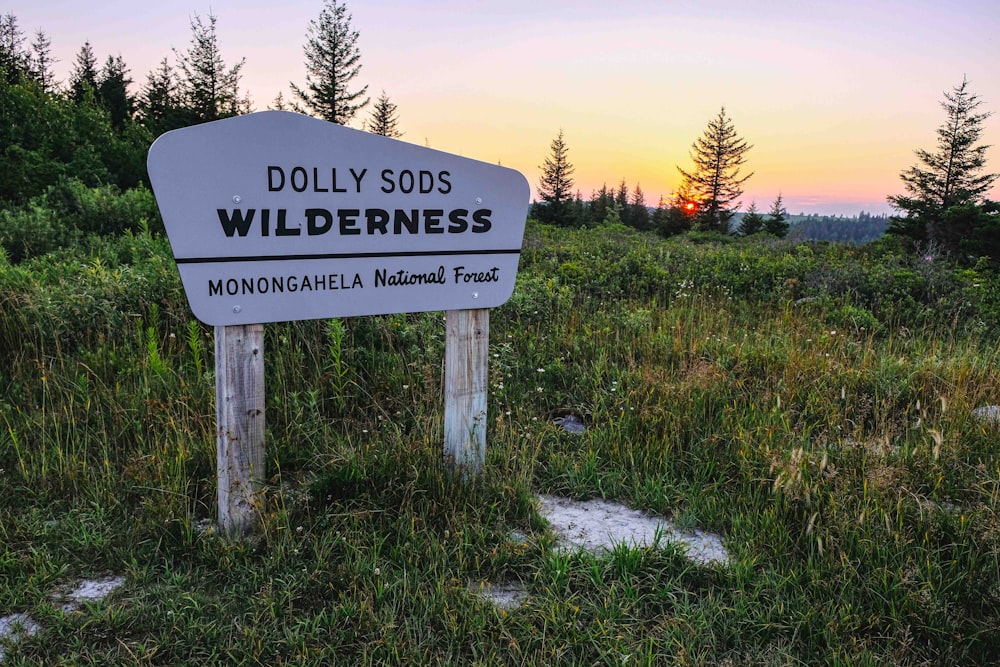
{"left": 475, "top": 197, "right": 482, "bottom": 205}
{"left": 233, "top": 305, "right": 242, "bottom": 313}
{"left": 233, "top": 195, "right": 242, "bottom": 204}
{"left": 472, "top": 292, "right": 479, "bottom": 299}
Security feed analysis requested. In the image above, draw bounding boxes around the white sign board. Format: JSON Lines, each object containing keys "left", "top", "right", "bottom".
{"left": 147, "top": 111, "right": 530, "bottom": 326}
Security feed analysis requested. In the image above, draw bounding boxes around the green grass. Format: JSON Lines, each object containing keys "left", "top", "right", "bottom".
{"left": 2, "top": 221, "right": 999, "bottom": 664}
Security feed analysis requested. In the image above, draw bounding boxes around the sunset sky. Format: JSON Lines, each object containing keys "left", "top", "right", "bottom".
{"left": 8, "top": 0, "right": 1000, "bottom": 215}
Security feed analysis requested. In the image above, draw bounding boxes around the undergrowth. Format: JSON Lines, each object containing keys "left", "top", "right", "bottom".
{"left": 2, "top": 221, "right": 999, "bottom": 664}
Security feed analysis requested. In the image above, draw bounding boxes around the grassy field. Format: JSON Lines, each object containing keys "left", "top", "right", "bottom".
{"left": 2, "top": 221, "right": 999, "bottom": 665}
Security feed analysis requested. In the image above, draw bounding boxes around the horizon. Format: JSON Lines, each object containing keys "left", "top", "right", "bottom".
{"left": 7, "top": 0, "right": 1000, "bottom": 217}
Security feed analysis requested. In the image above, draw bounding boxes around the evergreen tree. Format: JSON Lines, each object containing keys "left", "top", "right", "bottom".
{"left": 590, "top": 183, "right": 613, "bottom": 225}
{"left": 291, "top": 0, "right": 369, "bottom": 124}
{"left": 630, "top": 183, "right": 650, "bottom": 231}
{"left": 653, "top": 201, "right": 693, "bottom": 238}
{"left": 537, "top": 129, "right": 576, "bottom": 226}
{"left": 29, "top": 29, "right": 55, "bottom": 92}
{"left": 738, "top": 201, "right": 765, "bottom": 236}
{"left": 615, "top": 178, "right": 630, "bottom": 226}
{"left": 69, "top": 41, "right": 98, "bottom": 104}
{"left": 764, "top": 193, "right": 789, "bottom": 237}
{"left": 602, "top": 202, "right": 622, "bottom": 226}
{"left": 0, "top": 13, "right": 28, "bottom": 83}
{"left": 97, "top": 55, "right": 133, "bottom": 129}
{"left": 573, "top": 190, "right": 590, "bottom": 226}
{"left": 175, "top": 12, "right": 249, "bottom": 124}
{"left": 888, "top": 77, "right": 997, "bottom": 247}
{"left": 138, "top": 57, "right": 181, "bottom": 135}
{"left": 270, "top": 91, "right": 287, "bottom": 110}
{"left": 677, "top": 107, "right": 754, "bottom": 234}
{"left": 368, "top": 90, "right": 402, "bottom": 137}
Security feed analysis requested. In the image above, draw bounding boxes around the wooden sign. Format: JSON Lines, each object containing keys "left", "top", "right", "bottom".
{"left": 148, "top": 111, "right": 530, "bottom": 535}
{"left": 148, "top": 110, "right": 529, "bottom": 326}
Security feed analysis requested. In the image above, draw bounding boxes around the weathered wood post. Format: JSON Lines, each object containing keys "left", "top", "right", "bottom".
{"left": 215, "top": 324, "right": 265, "bottom": 535}
{"left": 444, "top": 308, "right": 489, "bottom": 476}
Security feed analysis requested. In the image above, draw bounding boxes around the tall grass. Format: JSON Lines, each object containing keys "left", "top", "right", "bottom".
{"left": 1, "top": 221, "right": 998, "bottom": 664}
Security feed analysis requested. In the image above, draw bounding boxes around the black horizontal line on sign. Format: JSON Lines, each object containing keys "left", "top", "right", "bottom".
{"left": 175, "top": 248, "right": 522, "bottom": 265}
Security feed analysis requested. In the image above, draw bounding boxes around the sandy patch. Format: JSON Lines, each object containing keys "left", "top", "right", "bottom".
{"left": 537, "top": 494, "right": 729, "bottom": 566}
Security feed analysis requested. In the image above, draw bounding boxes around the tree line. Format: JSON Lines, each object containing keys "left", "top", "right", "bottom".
{"left": 534, "top": 82, "right": 998, "bottom": 262}
{"left": 533, "top": 110, "right": 788, "bottom": 239}
{"left": 0, "top": 2, "right": 398, "bottom": 210}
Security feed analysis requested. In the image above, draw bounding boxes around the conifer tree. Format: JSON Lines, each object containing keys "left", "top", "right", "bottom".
{"left": 677, "top": 107, "right": 753, "bottom": 233}
{"left": 0, "top": 13, "right": 28, "bottom": 83}
{"left": 615, "top": 178, "right": 630, "bottom": 226}
{"left": 738, "top": 202, "right": 765, "bottom": 236}
{"left": 292, "top": 0, "right": 369, "bottom": 124}
{"left": 98, "top": 55, "right": 133, "bottom": 129}
{"left": 764, "top": 194, "right": 789, "bottom": 237}
{"left": 368, "top": 90, "right": 402, "bottom": 137}
{"left": 630, "top": 184, "right": 650, "bottom": 230}
{"left": 590, "top": 183, "right": 612, "bottom": 225}
{"left": 175, "top": 12, "right": 248, "bottom": 124}
{"left": 138, "top": 57, "right": 180, "bottom": 134}
{"left": 888, "top": 77, "right": 997, "bottom": 247}
{"left": 537, "top": 129, "right": 576, "bottom": 226}
{"left": 29, "top": 29, "right": 55, "bottom": 91}
{"left": 69, "top": 41, "right": 98, "bottom": 104}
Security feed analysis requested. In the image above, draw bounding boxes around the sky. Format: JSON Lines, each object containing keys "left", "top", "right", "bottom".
{"left": 8, "top": 0, "right": 1000, "bottom": 216}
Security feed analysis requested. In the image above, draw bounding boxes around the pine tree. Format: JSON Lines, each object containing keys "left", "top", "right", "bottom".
{"left": 98, "top": 55, "right": 133, "bottom": 129}
{"left": 764, "top": 194, "right": 789, "bottom": 237}
{"left": 537, "top": 129, "right": 576, "bottom": 226}
{"left": 615, "top": 178, "right": 630, "bottom": 226}
{"left": 291, "top": 0, "right": 369, "bottom": 124}
{"left": 270, "top": 91, "right": 287, "bottom": 110}
{"left": 0, "top": 13, "right": 28, "bottom": 83}
{"left": 888, "top": 77, "right": 997, "bottom": 247}
{"left": 368, "top": 90, "right": 402, "bottom": 137}
{"left": 630, "top": 183, "right": 650, "bottom": 231}
{"left": 175, "top": 12, "right": 248, "bottom": 124}
{"left": 602, "top": 202, "right": 622, "bottom": 226}
{"left": 29, "top": 30, "right": 55, "bottom": 92}
{"left": 138, "top": 57, "right": 179, "bottom": 134}
{"left": 677, "top": 107, "right": 754, "bottom": 234}
{"left": 590, "top": 183, "right": 612, "bottom": 224}
{"left": 69, "top": 41, "right": 98, "bottom": 104}
{"left": 738, "top": 202, "right": 765, "bottom": 236}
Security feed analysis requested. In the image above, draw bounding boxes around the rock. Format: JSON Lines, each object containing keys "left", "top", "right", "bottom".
{"left": 972, "top": 405, "right": 1000, "bottom": 425}
{"left": 553, "top": 414, "right": 585, "bottom": 434}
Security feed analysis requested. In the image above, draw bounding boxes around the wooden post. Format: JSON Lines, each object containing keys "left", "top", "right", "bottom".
{"left": 444, "top": 309, "right": 489, "bottom": 477}
{"left": 215, "top": 324, "right": 265, "bottom": 535}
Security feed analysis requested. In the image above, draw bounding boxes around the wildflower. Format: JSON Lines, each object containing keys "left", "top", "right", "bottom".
{"left": 537, "top": 368, "right": 545, "bottom": 373}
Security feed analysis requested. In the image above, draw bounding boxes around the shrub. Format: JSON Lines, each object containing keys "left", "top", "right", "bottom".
{"left": 0, "top": 178, "right": 163, "bottom": 262}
